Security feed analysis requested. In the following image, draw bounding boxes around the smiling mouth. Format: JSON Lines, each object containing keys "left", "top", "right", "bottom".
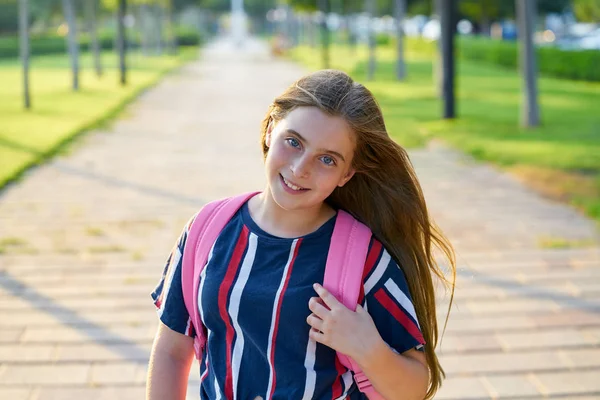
{"left": 280, "top": 174, "right": 308, "bottom": 191}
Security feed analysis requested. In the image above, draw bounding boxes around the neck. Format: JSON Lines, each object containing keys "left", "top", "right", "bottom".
{"left": 248, "top": 191, "right": 335, "bottom": 238}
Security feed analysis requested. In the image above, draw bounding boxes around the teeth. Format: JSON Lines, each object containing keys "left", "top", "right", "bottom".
{"left": 283, "top": 176, "right": 304, "bottom": 191}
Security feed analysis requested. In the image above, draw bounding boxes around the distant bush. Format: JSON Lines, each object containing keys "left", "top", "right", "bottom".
{"left": 0, "top": 28, "right": 203, "bottom": 59}
{"left": 404, "top": 36, "right": 600, "bottom": 82}
{"left": 375, "top": 33, "right": 391, "bottom": 46}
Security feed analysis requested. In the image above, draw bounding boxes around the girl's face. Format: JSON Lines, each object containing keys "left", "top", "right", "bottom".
{"left": 264, "top": 106, "right": 356, "bottom": 213}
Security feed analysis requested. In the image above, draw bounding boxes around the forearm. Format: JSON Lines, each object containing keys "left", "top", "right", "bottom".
{"left": 355, "top": 339, "right": 428, "bottom": 400}
{"left": 146, "top": 348, "right": 193, "bottom": 400}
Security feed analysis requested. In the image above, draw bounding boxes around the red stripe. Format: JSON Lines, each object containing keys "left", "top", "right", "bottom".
{"left": 331, "top": 356, "right": 346, "bottom": 399}
{"left": 374, "top": 288, "right": 425, "bottom": 344}
{"left": 218, "top": 225, "right": 249, "bottom": 400}
{"left": 357, "top": 239, "right": 383, "bottom": 304}
{"left": 268, "top": 239, "right": 302, "bottom": 400}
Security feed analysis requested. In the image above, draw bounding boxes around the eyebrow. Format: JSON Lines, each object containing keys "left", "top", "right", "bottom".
{"left": 284, "top": 129, "right": 347, "bottom": 162}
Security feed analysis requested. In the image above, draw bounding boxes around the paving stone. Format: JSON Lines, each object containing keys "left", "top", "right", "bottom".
{"left": 54, "top": 343, "right": 152, "bottom": 362}
{"left": 31, "top": 386, "right": 145, "bottom": 400}
{"left": 480, "top": 375, "right": 541, "bottom": 398}
{"left": 531, "top": 370, "right": 600, "bottom": 396}
{"left": 0, "top": 344, "right": 56, "bottom": 362}
{"left": 0, "top": 388, "right": 32, "bottom": 400}
{"left": 19, "top": 325, "right": 155, "bottom": 344}
{"left": 0, "top": 327, "right": 24, "bottom": 343}
{"left": 0, "top": 365, "right": 90, "bottom": 385}
{"left": 89, "top": 363, "right": 139, "bottom": 384}
{"left": 434, "top": 377, "right": 490, "bottom": 399}
{"left": 439, "top": 350, "right": 568, "bottom": 374}
{"left": 495, "top": 328, "right": 600, "bottom": 350}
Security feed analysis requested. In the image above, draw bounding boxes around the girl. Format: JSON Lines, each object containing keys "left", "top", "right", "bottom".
{"left": 147, "top": 70, "right": 456, "bottom": 400}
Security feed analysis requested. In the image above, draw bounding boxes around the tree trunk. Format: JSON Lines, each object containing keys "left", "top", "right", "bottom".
{"left": 366, "top": 0, "right": 376, "bottom": 81}
{"left": 434, "top": 0, "right": 442, "bottom": 96}
{"left": 481, "top": 0, "right": 491, "bottom": 36}
{"left": 318, "top": 0, "right": 330, "bottom": 69}
{"left": 440, "top": 0, "right": 456, "bottom": 118}
{"left": 154, "top": 4, "right": 164, "bottom": 55}
{"left": 516, "top": 0, "right": 540, "bottom": 127}
{"left": 166, "top": 0, "right": 177, "bottom": 54}
{"left": 19, "top": 0, "right": 31, "bottom": 109}
{"left": 140, "top": 4, "right": 151, "bottom": 56}
{"left": 116, "top": 0, "right": 127, "bottom": 85}
{"left": 85, "top": 0, "right": 102, "bottom": 77}
{"left": 62, "top": 0, "right": 79, "bottom": 91}
{"left": 394, "top": 0, "right": 407, "bottom": 80}
{"left": 309, "top": 15, "right": 317, "bottom": 48}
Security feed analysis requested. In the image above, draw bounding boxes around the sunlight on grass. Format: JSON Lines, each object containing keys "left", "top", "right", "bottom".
{"left": 0, "top": 48, "right": 198, "bottom": 187}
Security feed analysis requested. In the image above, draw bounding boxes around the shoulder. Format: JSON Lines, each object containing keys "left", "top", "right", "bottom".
{"left": 362, "top": 238, "right": 410, "bottom": 298}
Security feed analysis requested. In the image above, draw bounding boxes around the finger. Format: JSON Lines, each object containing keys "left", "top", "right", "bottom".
{"left": 308, "top": 327, "right": 326, "bottom": 344}
{"left": 306, "top": 313, "right": 324, "bottom": 331}
{"left": 308, "top": 297, "right": 330, "bottom": 318}
{"left": 313, "top": 283, "right": 341, "bottom": 309}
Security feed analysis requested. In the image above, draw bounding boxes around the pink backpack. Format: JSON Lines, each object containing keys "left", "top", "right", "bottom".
{"left": 181, "top": 192, "right": 384, "bottom": 399}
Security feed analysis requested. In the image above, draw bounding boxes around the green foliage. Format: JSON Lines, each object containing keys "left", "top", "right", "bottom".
{"left": 0, "top": 28, "right": 203, "bottom": 59}
{"left": 573, "top": 0, "right": 600, "bottom": 22}
{"left": 457, "top": 37, "right": 600, "bottom": 82}
{"left": 0, "top": 1, "right": 18, "bottom": 33}
{"left": 376, "top": 33, "right": 391, "bottom": 45}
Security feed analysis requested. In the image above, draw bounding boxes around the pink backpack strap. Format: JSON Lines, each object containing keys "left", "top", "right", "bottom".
{"left": 324, "top": 210, "right": 385, "bottom": 400}
{"left": 182, "top": 191, "right": 260, "bottom": 360}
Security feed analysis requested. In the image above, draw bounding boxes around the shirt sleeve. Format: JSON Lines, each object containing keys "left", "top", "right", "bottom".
{"left": 150, "top": 216, "right": 196, "bottom": 338}
{"left": 360, "top": 238, "right": 425, "bottom": 355}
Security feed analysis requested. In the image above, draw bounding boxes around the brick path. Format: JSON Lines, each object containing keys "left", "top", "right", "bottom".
{"left": 0, "top": 38, "right": 598, "bottom": 400}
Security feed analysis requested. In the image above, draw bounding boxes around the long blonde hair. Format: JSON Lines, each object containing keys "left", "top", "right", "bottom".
{"left": 260, "top": 70, "right": 456, "bottom": 399}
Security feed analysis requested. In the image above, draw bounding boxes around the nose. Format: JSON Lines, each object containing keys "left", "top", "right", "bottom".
{"left": 290, "top": 155, "right": 310, "bottom": 178}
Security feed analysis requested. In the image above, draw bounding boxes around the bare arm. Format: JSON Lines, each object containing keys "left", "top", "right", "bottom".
{"left": 146, "top": 320, "right": 195, "bottom": 400}
{"left": 356, "top": 341, "right": 429, "bottom": 400}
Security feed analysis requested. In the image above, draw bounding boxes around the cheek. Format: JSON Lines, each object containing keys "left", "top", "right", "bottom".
{"left": 266, "top": 142, "right": 292, "bottom": 168}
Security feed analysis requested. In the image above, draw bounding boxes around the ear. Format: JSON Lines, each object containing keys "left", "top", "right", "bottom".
{"left": 338, "top": 168, "right": 356, "bottom": 187}
{"left": 265, "top": 121, "right": 274, "bottom": 148}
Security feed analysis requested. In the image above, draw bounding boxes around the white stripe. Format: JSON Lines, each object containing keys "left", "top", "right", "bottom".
{"left": 334, "top": 370, "right": 354, "bottom": 400}
{"left": 214, "top": 372, "right": 222, "bottom": 400}
{"left": 229, "top": 233, "right": 257, "bottom": 400}
{"left": 266, "top": 239, "right": 299, "bottom": 400}
{"left": 384, "top": 279, "right": 420, "bottom": 328}
{"left": 200, "top": 357, "right": 209, "bottom": 382}
{"left": 301, "top": 338, "right": 317, "bottom": 400}
{"left": 184, "top": 317, "right": 192, "bottom": 337}
{"left": 157, "top": 248, "right": 182, "bottom": 318}
{"left": 198, "top": 246, "right": 222, "bottom": 400}
{"left": 364, "top": 249, "right": 391, "bottom": 296}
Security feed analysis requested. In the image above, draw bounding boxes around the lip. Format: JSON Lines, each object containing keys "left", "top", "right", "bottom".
{"left": 279, "top": 174, "right": 309, "bottom": 194}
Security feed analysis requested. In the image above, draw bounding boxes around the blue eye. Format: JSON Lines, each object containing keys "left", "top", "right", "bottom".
{"left": 321, "top": 156, "right": 336, "bottom": 166}
{"left": 287, "top": 138, "right": 300, "bottom": 148}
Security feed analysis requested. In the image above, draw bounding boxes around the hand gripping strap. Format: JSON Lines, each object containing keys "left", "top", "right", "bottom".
{"left": 182, "top": 192, "right": 260, "bottom": 360}
{"left": 323, "top": 210, "right": 384, "bottom": 399}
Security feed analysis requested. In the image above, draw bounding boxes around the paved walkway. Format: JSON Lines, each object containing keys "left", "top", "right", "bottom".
{"left": 0, "top": 38, "right": 599, "bottom": 400}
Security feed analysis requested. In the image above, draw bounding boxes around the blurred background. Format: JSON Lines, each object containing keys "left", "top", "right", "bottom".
{"left": 1, "top": 0, "right": 599, "bottom": 224}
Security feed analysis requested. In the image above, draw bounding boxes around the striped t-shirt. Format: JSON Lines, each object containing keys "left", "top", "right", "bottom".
{"left": 151, "top": 201, "right": 424, "bottom": 400}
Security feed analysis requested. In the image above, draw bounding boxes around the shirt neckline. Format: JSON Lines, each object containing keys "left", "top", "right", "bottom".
{"left": 240, "top": 201, "right": 337, "bottom": 242}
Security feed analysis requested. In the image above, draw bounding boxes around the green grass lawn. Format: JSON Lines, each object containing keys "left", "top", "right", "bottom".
{"left": 289, "top": 44, "right": 600, "bottom": 223}
{"left": 0, "top": 47, "right": 198, "bottom": 188}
